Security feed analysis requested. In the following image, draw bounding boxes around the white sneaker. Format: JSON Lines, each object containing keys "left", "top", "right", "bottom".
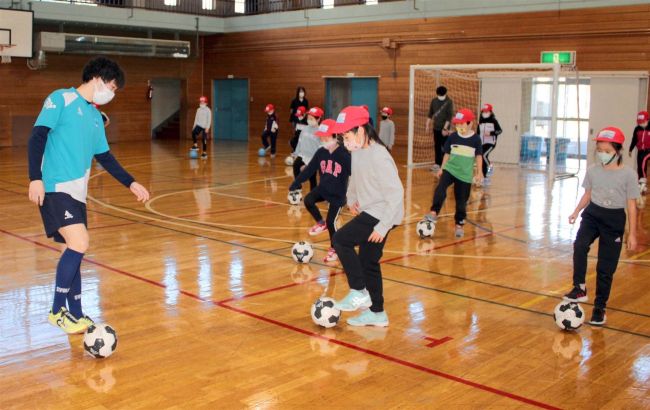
{"left": 334, "top": 289, "right": 371, "bottom": 312}
{"left": 431, "top": 164, "right": 441, "bottom": 172}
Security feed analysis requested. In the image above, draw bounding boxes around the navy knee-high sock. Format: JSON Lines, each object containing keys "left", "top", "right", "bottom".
{"left": 52, "top": 249, "right": 84, "bottom": 314}
{"left": 66, "top": 264, "right": 83, "bottom": 318}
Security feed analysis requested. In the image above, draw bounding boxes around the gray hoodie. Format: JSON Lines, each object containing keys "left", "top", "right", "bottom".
{"left": 347, "top": 142, "right": 404, "bottom": 237}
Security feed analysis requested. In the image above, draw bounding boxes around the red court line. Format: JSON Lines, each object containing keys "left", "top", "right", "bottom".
{"left": 216, "top": 302, "right": 559, "bottom": 410}
{"left": 381, "top": 224, "right": 525, "bottom": 264}
{"left": 0, "top": 227, "right": 559, "bottom": 409}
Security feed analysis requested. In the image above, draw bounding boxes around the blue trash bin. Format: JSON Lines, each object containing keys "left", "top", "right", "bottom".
{"left": 520, "top": 135, "right": 542, "bottom": 163}
{"left": 544, "top": 137, "right": 570, "bottom": 164}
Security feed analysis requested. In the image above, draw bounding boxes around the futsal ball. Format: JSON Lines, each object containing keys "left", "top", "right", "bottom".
{"left": 189, "top": 148, "right": 199, "bottom": 159}
{"left": 553, "top": 301, "right": 585, "bottom": 331}
{"left": 287, "top": 190, "right": 303, "bottom": 205}
{"left": 285, "top": 155, "right": 294, "bottom": 166}
{"left": 292, "top": 241, "right": 314, "bottom": 263}
{"left": 84, "top": 324, "right": 118, "bottom": 359}
{"left": 416, "top": 219, "right": 435, "bottom": 238}
{"left": 258, "top": 148, "right": 267, "bottom": 157}
{"left": 311, "top": 297, "right": 341, "bottom": 328}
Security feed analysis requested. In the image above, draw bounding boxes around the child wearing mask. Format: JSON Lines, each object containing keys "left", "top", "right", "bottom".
{"left": 261, "top": 104, "right": 279, "bottom": 158}
{"left": 378, "top": 106, "right": 395, "bottom": 152}
{"left": 289, "top": 119, "right": 351, "bottom": 262}
{"left": 424, "top": 108, "right": 482, "bottom": 238}
{"left": 628, "top": 110, "right": 650, "bottom": 193}
{"left": 293, "top": 107, "right": 324, "bottom": 191}
{"left": 192, "top": 96, "right": 211, "bottom": 159}
{"left": 477, "top": 103, "right": 502, "bottom": 182}
{"left": 564, "top": 127, "right": 638, "bottom": 326}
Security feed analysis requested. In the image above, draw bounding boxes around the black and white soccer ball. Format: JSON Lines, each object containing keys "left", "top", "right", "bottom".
{"left": 285, "top": 155, "right": 294, "bottom": 166}
{"left": 84, "top": 324, "right": 118, "bottom": 359}
{"left": 311, "top": 297, "right": 341, "bottom": 328}
{"left": 416, "top": 219, "right": 435, "bottom": 238}
{"left": 288, "top": 190, "right": 303, "bottom": 205}
{"left": 291, "top": 241, "right": 314, "bottom": 263}
{"left": 553, "top": 301, "right": 585, "bottom": 331}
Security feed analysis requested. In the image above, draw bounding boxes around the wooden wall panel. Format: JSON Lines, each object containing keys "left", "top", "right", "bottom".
{"left": 204, "top": 4, "right": 650, "bottom": 149}
{"left": 0, "top": 4, "right": 648, "bottom": 148}
{"left": 0, "top": 52, "right": 202, "bottom": 147}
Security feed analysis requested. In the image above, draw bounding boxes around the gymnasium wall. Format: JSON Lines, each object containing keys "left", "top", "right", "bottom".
{"left": 203, "top": 4, "right": 650, "bottom": 150}
{"left": 0, "top": 52, "right": 202, "bottom": 147}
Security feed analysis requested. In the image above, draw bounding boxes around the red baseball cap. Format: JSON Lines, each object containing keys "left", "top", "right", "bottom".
{"left": 481, "top": 103, "right": 493, "bottom": 112}
{"left": 381, "top": 106, "right": 393, "bottom": 116}
{"left": 452, "top": 108, "right": 476, "bottom": 124}
{"left": 199, "top": 96, "right": 208, "bottom": 103}
{"left": 331, "top": 106, "right": 370, "bottom": 134}
{"left": 295, "top": 106, "right": 307, "bottom": 117}
{"left": 315, "top": 119, "right": 337, "bottom": 137}
{"left": 594, "top": 126, "right": 625, "bottom": 144}
{"left": 637, "top": 111, "right": 649, "bottom": 124}
{"left": 307, "top": 106, "right": 324, "bottom": 118}
{"left": 265, "top": 104, "right": 275, "bottom": 113}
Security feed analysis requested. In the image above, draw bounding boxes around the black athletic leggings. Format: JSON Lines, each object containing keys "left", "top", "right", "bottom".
{"left": 433, "top": 129, "right": 446, "bottom": 166}
{"left": 192, "top": 126, "right": 207, "bottom": 151}
{"left": 261, "top": 130, "right": 278, "bottom": 155}
{"left": 292, "top": 157, "right": 317, "bottom": 191}
{"left": 482, "top": 143, "right": 495, "bottom": 177}
{"left": 572, "top": 202, "right": 626, "bottom": 309}
{"left": 303, "top": 189, "right": 342, "bottom": 247}
{"left": 635, "top": 149, "right": 650, "bottom": 179}
{"left": 431, "top": 170, "right": 472, "bottom": 225}
{"left": 333, "top": 212, "right": 391, "bottom": 313}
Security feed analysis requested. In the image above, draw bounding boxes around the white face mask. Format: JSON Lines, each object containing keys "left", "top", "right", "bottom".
{"left": 93, "top": 80, "right": 115, "bottom": 106}
{"left": 307, "top": 118, "right": 318, "bottom": 128}
{"left": 481, "top": 112, "right": 490, "bottom": 119}
{"left": 322, "top": 138, "right": 337, "bottom": 149}
{"left": 455, "top": 124, "right": 471, "bottom": 136}
{"left": 597, "top": 152, "right": 616, "bottom": 165}
{"left": 299, "top": 92, "right": 305, "bottom": 99}
{"left": 641, "top": 122, "right": 649, "bottom": 128}
{"left": 343, "top": 132, "right": 364, "bottom": 151}
{"left": 437, "top": 95, "right": 446, "bottom": 101}
{"left": 200, "top": 103, "right": 207, "bottom": 108}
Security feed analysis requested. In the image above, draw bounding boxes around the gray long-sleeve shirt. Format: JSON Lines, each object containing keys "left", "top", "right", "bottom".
{"left": 347, "top": 142, "right": 404, "bottom": 236}
{"left": 378, "top": 119, "right": 395, "bottom": 148}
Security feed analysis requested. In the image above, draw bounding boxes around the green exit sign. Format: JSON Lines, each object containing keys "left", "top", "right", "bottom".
{"left": 540, "top": 51, "right": 576, "bottom": 65}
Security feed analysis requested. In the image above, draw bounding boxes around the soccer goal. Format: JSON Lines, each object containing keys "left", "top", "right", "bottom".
{"left": 407, "top": 63, "right": 585, "bottom": 180}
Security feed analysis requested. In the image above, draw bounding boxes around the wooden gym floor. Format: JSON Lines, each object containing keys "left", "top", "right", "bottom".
{"left": 0, "top": 140, "right": 648, "bottom": 409}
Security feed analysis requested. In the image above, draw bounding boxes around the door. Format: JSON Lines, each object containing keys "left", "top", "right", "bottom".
{"left": 213, "top": 79, "right": 249, "bottom": 141}
{"left": 480, "top": 77, "right": 522, "bottom": 164}
{"left": 351, "top": 78, "right": 378, "bottom": 126}
{"left": 325, "top": 77, "right": 379, "bottom": 124}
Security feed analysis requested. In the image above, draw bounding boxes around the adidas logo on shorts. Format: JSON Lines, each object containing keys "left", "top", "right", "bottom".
{"left": 64, "top": 210, "right": 74, "bottom": 220}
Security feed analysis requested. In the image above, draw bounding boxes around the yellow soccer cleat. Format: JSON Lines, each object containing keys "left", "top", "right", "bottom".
{"left": 48, "top": 307, "right": 88, "bottom": 335}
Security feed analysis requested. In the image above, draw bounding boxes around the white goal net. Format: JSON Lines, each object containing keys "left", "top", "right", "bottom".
{"left": 408, "top": 63, "right": 585, "bottom": 180}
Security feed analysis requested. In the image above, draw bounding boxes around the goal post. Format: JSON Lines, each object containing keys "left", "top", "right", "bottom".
{"left": 407, "top": 63, "right": 581, "bottom": 181}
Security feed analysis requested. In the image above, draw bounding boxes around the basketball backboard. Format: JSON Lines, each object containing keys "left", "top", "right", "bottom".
{"left": 0, "top": 9, "right": 33, "bottom": 58}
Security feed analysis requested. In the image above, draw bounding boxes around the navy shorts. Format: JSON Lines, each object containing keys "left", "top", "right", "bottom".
{"left": 39, "top": 192, "right": 88, "bottom": 244}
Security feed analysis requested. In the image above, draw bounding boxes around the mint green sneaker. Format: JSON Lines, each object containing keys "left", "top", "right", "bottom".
{"left": 347, "top": 310, "right": 389, "bottom": 327}
{"left": 334, "top": 289, "right": 371, "bottom": 312}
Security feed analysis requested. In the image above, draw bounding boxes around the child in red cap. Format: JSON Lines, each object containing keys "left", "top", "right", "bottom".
{"left": 628, "top": 110, "right": 650, "bottom": 193}
{"left": 293, "top": 107, "right": 324, "bottom": 191}
{"left": 261, "top": 104, "right": 279, "bottom": 158}
{"left": 423, "top": 108, "right": 483, "bottom": 238}
{"left": 564, "top": 126, "right": 638, "bottom": 326}
{"left": 289, "top": 119, "right": 351, "bottom": 262}
{"left": 330, "top": 106, "right": 404, "bottom": 327}
{"left": 378, "top": 106, "right": 395, "bottom": 151}
{"left": 290, "top": 105, "right": 308, "bottom": 154}
{"left": 477, "top": 103, "right": 502, "bottom": 182}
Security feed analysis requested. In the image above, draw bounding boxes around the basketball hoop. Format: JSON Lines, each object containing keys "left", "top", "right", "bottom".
{"left": 0, "top": 44, "right": 15, "bottom": 64}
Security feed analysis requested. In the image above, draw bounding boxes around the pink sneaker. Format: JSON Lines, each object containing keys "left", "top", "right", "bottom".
{"left": 309, "top": 222, "right": 328, "bottom": 236}
{"left": 324, "top": 248, "right": 338, "bottom": 262}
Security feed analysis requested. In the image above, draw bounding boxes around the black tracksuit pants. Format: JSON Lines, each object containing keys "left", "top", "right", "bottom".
{"left": 292, "top": 157, "right": 317, "bottom": 191}
{"left": 333, "top": 212, "right": 390, "bottom": 313}
{"left": 572, "top": 202, "right": 626, "bottom": 309}
{"left": 303, "top": 189, "right": 342, "bottom": 247}
{"left": 431, "top": 170, "right": 472, "bottom": 225}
